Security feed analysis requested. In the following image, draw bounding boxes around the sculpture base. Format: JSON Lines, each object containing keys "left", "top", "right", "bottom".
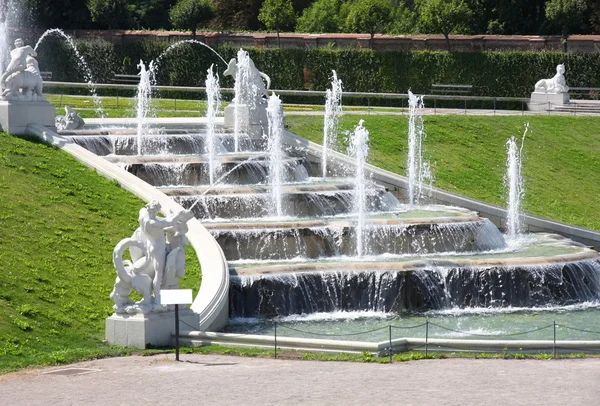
{"left": 105, "top": 308, "right": 199, "bottom": 349}
{"left": 529, "top": 92, "right": 570, "bottom": 111}
{"left": 0, "top": 100, "right": 55, "bottom": 135}
{"left": 224, "top": 104, "right": 265, "bottom": 139}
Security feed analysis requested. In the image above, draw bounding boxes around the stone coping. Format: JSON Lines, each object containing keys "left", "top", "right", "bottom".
{"left": 25, "top": 123, "right": 230, "bottom": 331}
{"left": 103, "top": 152, "right": 271, "bottom": 165}
{"left": 203, "top": 209, "right": 481, "bottom": 231}
{"left": 161, "top": 181, "right": 358, "bottom": 196}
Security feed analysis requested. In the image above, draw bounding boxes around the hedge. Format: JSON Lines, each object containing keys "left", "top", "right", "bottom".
{"left": 32, "top": 36, "right": 600, "bottom": 98}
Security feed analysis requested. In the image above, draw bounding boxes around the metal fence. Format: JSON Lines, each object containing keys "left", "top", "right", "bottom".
{"left": 44, "top": 81, "right": 600, "bottom": 116}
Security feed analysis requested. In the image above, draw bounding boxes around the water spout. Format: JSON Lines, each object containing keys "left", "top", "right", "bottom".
{"left": 135, "top": 60, "right": 154, "bottom": 156}
{"left": 205, "top": 64, "right": 222, "bottom": 185}
{"left": 323, "top": 70, "right": 343, "bottom": 179}
{"left": 348, "top": 120, "right": 369, "bottom": 257}
{"left": 34, "top": 28, "right": 105, "bottom": 118}
{"left": 266, "top": 93, "right": 285, "bottom": 218}
{"left": 505, "top": 123, "right": 528, "bottom": 243}
{"left": 407, "top": 91, "right": 431, "bottom": 206}
{"left": 232, "top": 49, "right": 252, "bottom": 152}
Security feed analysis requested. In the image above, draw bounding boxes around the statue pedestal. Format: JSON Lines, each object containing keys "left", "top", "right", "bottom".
{"left": 224, "top": 103, "right": 266, "bottom": 139}
{"left": 0, "top": 100, "right": 55, "bottom": 135}
{"left": 529, "top": 92, "right": 570, "bottom": 111}
{"left": 105, "top": 308, "right": 199, "bottom": 349}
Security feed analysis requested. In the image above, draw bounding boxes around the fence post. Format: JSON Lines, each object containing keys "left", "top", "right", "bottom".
{"left": 521, "top": 101, "right": 524, "bottom": 116}
{"left": 553, "top": 320, "right": 556, "bottom": 360}
{"left": 464, "top": 99, "right": 467, "bottom": 114}
{"left": 274, "top": 321, "right": 277, "bottom": 359}
{"left": 59, "top": 93, "right": 63, "bottom": 108}
{"left": 174, "top": 95, "right": 177, "bottom": 111}
{"left": 434, "top": 98, "right": 436, "bottom": 114}
{"left": 425, "top": 320, "right": 429, "bottom": 359}
{"left": 389, "top": 325, "right": 393, "bottom": 364}
{"left": 493, "top": 98, "right": 496, "bottom": 116}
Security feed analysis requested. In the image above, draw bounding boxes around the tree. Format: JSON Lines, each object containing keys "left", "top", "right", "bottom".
{"left": 545, "top": 0, "right": 587, "bottom": 50}
{"left": 258, "top": 0, "right": 296, "bottom": 47}
{"left": 343, "top": 0, "right": 393, "bottom": 49}
{"left": 416, "top": 0, "right": 473, "bottom": 50}
{"left": 296, "top": 0, "right": 341, "bottom": 33}
{"left": 169, "top": 0, "right": 215, "bottom": 39}
{"left": 87, "top": 0, "right": 129, "bottom": 29}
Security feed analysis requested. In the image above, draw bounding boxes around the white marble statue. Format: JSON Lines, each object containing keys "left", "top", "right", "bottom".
{"left": 0, "top": 38, "right": 44, "bottom": 101}
{"left": 534, "top": 64, "right": 569, "bottom": 94}
{"left": 224, "top": 55, "right": 271, "bottom": 105}
{"left": 110, "top": 201, "right": 194, "bottom": 314}
{"left": 55, "top": 105, "right": 85, "bottom": 130}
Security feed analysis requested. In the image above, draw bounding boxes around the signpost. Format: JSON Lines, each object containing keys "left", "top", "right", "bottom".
{"left": 161, "top": 289, "right": 193, "bottom": 361}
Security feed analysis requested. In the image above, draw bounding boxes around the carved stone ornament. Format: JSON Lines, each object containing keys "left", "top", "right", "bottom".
{"left": 0, "top": 38, "right": 45, "bottom": 101}
{"left": 110, "top": 201, "right": 194, "bottom": 314}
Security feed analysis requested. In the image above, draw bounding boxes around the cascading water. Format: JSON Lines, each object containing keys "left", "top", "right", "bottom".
{"left": 322, "top": 70, "right": 343, "bottom": 179}
{"left": 205, "top": 64, "right": 222, "bottom": 185}
{"left": 266, "top": 93, "right": 285, "bottom": 218}
{"left": 407, "top": 91, "right": 431, "bottom": 206}
{"left": 504, "top": 123, "right": 528, "bottom": 243}
{"left": 135, "top": 60, "right": 154, "bottom": 156}
{"left": 232, "top": 49, "right": 252, "bottom": 152}
{"left": 348, "top": 120, "right": 369, "bottom": 257}
{"left": 34, "top": 28, "right": 105, "bottom": 118}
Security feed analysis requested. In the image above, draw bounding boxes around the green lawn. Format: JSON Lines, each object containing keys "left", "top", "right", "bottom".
{"left": 0, "top": 133, "right": 201, "bottom": 373}
{"left": 286, "top": 115, "right": 600, "bottom": 232}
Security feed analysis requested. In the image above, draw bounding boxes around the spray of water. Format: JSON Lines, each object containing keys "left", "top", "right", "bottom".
{"left": 348, "top": 120, "right": 369, "bottom": 257}
{"left": 322, "top": 70, "right": 343, "bottom": 179}
{"left": 153, "top": 39, "right": 227, "bottom": 67}
{"left": 232, "top": 49, "right": 252, "bottom": 152}
{"left": 0, "top": 0, "right": 20, "bottom": 75}
{"left": 135, "top": 60, "right": 155, "bottom": 156}
{"left": 266, "top": 93, "right": 285, "bottom": 218}
{"left": 205, "top": 64, "right": 222, "bottom": 185}
{"left": 407, "top": 91, "right": 431, "bottom": 206}
{"left": 504, "top": 123, "right": 528, "bottom": 243}
{"left": 34, "top": 28, "right": 105, "bottom": 118}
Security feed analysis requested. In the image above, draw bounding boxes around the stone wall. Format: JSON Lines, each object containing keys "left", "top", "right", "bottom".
{"left": 16, "top": 29, "right": 600, "bottom": 53}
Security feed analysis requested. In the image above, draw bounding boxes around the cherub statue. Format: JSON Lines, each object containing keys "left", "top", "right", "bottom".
{"left": 55, "top": 106, "right": 85, "bottom": 130}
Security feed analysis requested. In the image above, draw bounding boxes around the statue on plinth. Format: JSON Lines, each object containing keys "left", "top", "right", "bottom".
{"left": 0, "top": 38, "right": 44, "bottom": 101}
{"left": 55, "top": 106, "right": 85, "bottom": 130}
{"left": 534, "top": 64, "right": 569, "bottom": 94}
{"left": 110, "top": 201, "right": 194, "bottom": 314}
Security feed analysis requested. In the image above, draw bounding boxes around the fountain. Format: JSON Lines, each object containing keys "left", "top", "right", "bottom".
{"left": 348, "top": 120, "right": 369, "bottom": 257}
{"left": 134, "top": 60, "right": 155, "bottom": 156}
{"left": 505, "top": 124, "right": 528, "bottom": 243}
{"left": 25, "top": 42, "right": 600, "bottom": 345}
{"left": 266, "top": 93, "right": 285, "bottom": 218}
{"left": 322, "top": 70, "right": 343, "bottom": 179}
{"left": 205, "top": 64, "right": 222, "bottom": 185}
{"left": 406, "top": 91, "right": 431, "bottom": 206}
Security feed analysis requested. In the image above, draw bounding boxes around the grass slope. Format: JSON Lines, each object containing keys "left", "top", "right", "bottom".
{"left": 286, "top": 115, "right": 600, "bottom": 231}
{"left": 0, "top": 133, "right": 200, "bottom": 373}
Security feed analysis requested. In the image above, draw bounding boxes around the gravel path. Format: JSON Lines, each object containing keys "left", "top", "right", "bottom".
{"left": 1, "top": 354, "right": 600, "bottom": 405}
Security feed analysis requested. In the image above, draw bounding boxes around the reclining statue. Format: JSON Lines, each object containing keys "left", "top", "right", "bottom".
{"left": 534, "top": 64, "right": 569, "bottom": 94}
{"left": 0, "top": 38, "right": 44, "bottom": 101}
{"left": 110, "top": 201, "right": 194, "bottom": 314}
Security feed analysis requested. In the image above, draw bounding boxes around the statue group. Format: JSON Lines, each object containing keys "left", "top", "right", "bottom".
{"left": 111, "top": 201, "right": 194, "bottom": 314}
{"left": 0, "top": 38, "right": 45, "bottom": 101}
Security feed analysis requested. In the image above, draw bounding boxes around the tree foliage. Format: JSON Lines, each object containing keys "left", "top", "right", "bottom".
{"left": 416, "top": 0, "right": 473, "bottom": 49}
{"left": 296, "top": 0, "right": 341, "bottom": 33}
{"left": 87, "top": 0, "right": 129, "bottom": 29}
{"left": 258, "top": 0, "right": 296, "bottom": 46}
{"left": 342, "top": 0, "right": 393, "bottom": 48}
{"left": 169, "top": 0, "right": 215, "bottom": 38}
{"left": 545, "top": 0, "right": 587, "bottom": 38}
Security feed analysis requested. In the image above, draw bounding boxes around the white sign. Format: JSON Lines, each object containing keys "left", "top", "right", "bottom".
{"left": 161, "top": 289, "right": 193, "bottom": 305}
